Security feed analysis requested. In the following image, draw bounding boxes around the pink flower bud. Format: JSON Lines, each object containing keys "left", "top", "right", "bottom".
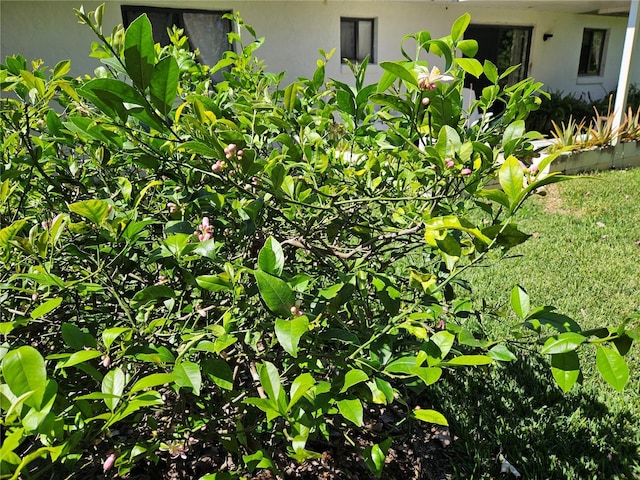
{"left": 100, "top": 355, "right": 111, "bottom": 368}
{"left": 530, "top": 164, "right": 539, "bottom": 174}
{"left": 167, "top": 202, "right": 178, "bottom": 213}
{"left": 444, "top": 158, "right": 455, "bottom": 168}
{"left": 201, "top": 217, "right": 210, "bottom": 227}
{"left": 32, "top": 292, "right": 39, "bottom": 301}
{"left": 103, "top": 453, "right": 116, "bottom": 472}
{"left": 199, "top": 309, "right": 207, "bottom": 318}
{"left": 421, "top": 97, "right": 430, "bottom": 106}
{"left": 237, "top": 149, "right": 244, "bottom": 158}
{"left": 460, "top": 168, "right": 472, "bottom": 176}
{"left": 290, "top": 305, "right": 299, "bottom": 316}
{"left": 211, "top": 160, "right": 225, "bottom": 173}
{"left": 224, "top": 144, "right": 237, "bottom": 159}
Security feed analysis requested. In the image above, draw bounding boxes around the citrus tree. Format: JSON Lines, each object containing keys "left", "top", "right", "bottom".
{"left": 0, "top": 6, "right": 636, "bottom": 478}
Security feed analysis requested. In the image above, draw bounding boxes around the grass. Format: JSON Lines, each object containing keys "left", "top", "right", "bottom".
{"left": 430, "top": 168, "right": 640, "bottom": 479}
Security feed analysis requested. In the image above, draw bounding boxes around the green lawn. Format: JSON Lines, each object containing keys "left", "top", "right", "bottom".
{"left": 433, "top": 168, "right": 640, "bottom": 479}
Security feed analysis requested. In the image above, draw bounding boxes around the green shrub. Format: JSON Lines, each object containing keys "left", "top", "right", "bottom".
{"left": 0, "top": 6, "right": 636, "bottom": 478}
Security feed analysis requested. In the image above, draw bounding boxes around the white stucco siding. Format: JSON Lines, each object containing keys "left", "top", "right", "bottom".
{"left": 1, "top": 1, "right": 638, "bottom": 101}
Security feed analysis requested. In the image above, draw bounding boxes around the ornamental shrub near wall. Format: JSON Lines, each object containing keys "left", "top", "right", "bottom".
{"left": 0, "top": 6, "right": 637, "bottom": 478}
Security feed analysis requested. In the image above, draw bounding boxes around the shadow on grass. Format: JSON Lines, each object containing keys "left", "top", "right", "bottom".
{"left": 425, "top": 354, "right": 639, "bottom": 479}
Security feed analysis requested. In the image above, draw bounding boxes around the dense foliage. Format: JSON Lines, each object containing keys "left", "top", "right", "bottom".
{"left": 1, "top": 6, "right": 637, "bottom": 478}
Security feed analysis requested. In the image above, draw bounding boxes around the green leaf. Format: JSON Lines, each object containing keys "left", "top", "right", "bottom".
{"left": 288, "top": 373, "right": 315, "bottom": 409}
{"left": 410, "top": 366, "right": 443, "bottom": 386}
{"left": 2, "top": 346, "right": 47, "bottom": 409}
{"left": 57, "top": 350, "right": 102, "bottom": 369}
{"left": 180, "top": 140, "right": 219, "bottom": 158}
{"left": 477, "top": 188, "right": 510, "bottom": 209}
{"left": 499, "top": 155, "right": 524, "bottom": 209}
{"left": 337, "top": 398, "right": 363, "bottom": 426}
{"left": 455, "top": 58, "right": 483, "bottom": 78}
{"left": 483, "top": 60, "right": 499, "bottom": 84}
{"left": 482, "top": 223, "right": 531, "bottom": 249}
{"left": 61, "top": 323, "right": 95, "bottom": 350}
{"left": 413, "top": 408, "right": 448, "bottom": 426}
{"left": 550, "top": 351, "right": 580, "bottom": 393}
{"left": 385, "top": 356, "right": 420, "bottom": 374}
{"left": 0, "top": 218, "right": 28, "bottom": 250}
{"left": 284, "top": 81, "right": 299, "bottom": 112}
{"left": 425, "top": 330, "right": 455, "bottom": 365}
{"left": 487, "top": 344, "right": 517, "bottom": 362}
{"left": 68, "top": 199, "right": 110, "bottom": 225}
{"left": 540, "top": 332, "right": 586, "bottom": 355}
{"left": 457, "top": 39, "right": 478, "bottom": 57}
{"left": 130, "top": 285, "right": 175, "bottom": 309}
{"left": 503, "top": 120, "right": 526, "bottom": 146}
{"left": 130, "top": 373, "right": 175, "bottom": 393}
{"left": 173, "top": 361, "right": 202, "bottom": 396}
{"left": 510, "top": 285, "right": 529, "bottom": 319}
{"left": 364, "top": 438, "right": 391, "bottom": 478}
{"left": 451, "top": 13, "right": 471, "bottom": 42}
{"left": 205, "top": 359, "right": 234, "bottom": 391}
{"left": 150, "top": 56, "right": 179, "bottom": 115}
{"left": 596, "top": 346, "right": 629, "bottom": 392}
{"left": 102, "top": 327, "right": 134, "bottom": 349}
{"left": 78, "top": 78, "right": 148, "bottom": 119}
{"left": 102, "top": 367, "right": 126, "bottom": 411}
{"left": 196, "top": 275, "right": 233, "bottom": 292}
{"left": 275, "top": 316, "right": 309, "bottom": 357}
{"left": 425, "top": 215, "right": 492, "bottom": 245}
{"left": 30, "top": 297, "right": 62, "bottom": 319}
{"left": 124, "top": 14, "right": 155, "bottom": 89}
{"left": 340, "top": 369, "right": 369, "bottom": 393}
{"left": 258, "top": 236, "right": 285, "bottom": 277}
{"left": 443, "top": 355, "right": 494, "bottom": 366}
{"left": 254, "top": 270, "right": 295, "bottom": 316}
{"left": 258, "top": 361, "right": 281, "bottom": 403}
{"left": 379, "top": 62, "right": 418, "bottom": 87}
{"left": 53, "top": 60, "right": 71, "bottom": 79}
{"left": 442, "top": 355, "right": 493, "bottom": 367}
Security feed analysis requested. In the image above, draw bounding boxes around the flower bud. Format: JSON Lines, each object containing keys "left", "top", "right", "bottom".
{"left": 444, "top": 158, "right": 454, "bottom": 168}
{"left": 211, "top": 160, "right": 225, "bottom": 173}
{"left": 421, "top": 97, "right": 430, "bottom": 106}
{"left": 460, "top": 168, "right": 472, "bottom": 176}
{"left": 100, "top": 355, "right": 111, "bottom": 368}
{"left": 224, "top": 144, "right": 237, "bottom": 159}
{"left": 103, "top": 453, "right": 116, "bottom": 472}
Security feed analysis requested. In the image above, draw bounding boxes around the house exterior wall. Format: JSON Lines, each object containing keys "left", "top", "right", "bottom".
{"left": 1, "top": 0, "right": 638, "bottom": 101}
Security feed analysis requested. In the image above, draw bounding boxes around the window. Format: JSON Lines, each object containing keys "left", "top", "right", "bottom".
{"left": 121, "top": 6, "right": 232, "bottom": 80}
{"left": 340, "top": 18, "right": 375, "bottom": 63}
{"left": 464, "top": 25, "right": 532, "bottom": 115}
{"left": 465, "top": 25, "right": 532, "bottom": 87}
{"left": 578, "top": 29, "right": 607, "bottom": 76}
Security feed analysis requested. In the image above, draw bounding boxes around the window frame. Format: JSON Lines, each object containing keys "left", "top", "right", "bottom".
{"left": 340, "top": 17, "right": 375, "bottom": 64}
{"left": 578, "top": 28, "right": 607, "bottom": 77}
{"left": 121, "top": 5, "right": 233, "bottom": 51}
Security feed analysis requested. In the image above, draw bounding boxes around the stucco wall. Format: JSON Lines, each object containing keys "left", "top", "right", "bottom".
{"left": 1, "top": 0, "right": 638, "bottom": 101}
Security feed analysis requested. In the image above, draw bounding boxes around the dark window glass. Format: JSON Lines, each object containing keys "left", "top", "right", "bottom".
{"left": 340, "top": 18, "right": 374, "bottom": 63}
{"left": 578, "top": 29, "right": 606, "bottom": 76}
{"left": 121, "top": 6, "right": 232, "bottom": 80}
